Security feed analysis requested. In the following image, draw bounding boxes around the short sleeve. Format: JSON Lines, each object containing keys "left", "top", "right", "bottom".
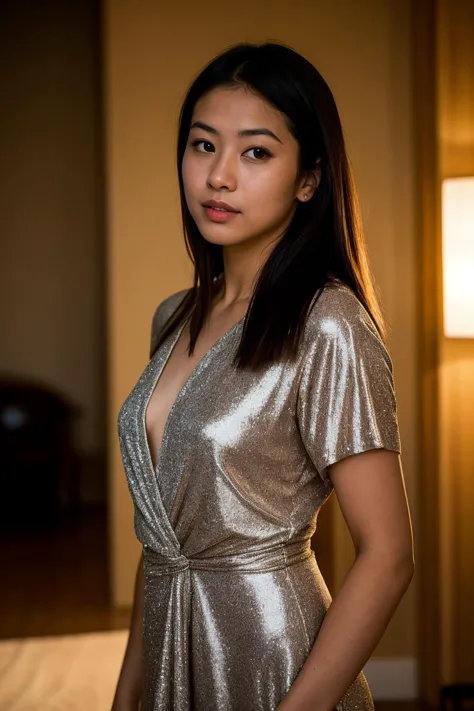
{"left": 149, "top": 288, "right": 190, "bottom": 358}
{"left": 296, "top": 286, "right": 402, "bottom": 483}
{"left": 150, "top": 302, "right": 166, "bottom": 358}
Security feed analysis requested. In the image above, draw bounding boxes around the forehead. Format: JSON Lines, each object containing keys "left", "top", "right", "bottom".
{"left": 191, "top": 86, "right": 289, "bottom": 134}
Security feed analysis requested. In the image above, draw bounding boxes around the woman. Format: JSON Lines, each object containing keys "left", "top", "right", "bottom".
{"left": 112, "top": 42, "right": 414, "bottom": 711}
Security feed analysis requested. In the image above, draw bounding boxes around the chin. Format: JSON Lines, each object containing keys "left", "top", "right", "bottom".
{"left": 194, "top": 222, "right": 246, "bottom": 246}
{"left": 199, "top": 231, "right": 247, "bottom": 247}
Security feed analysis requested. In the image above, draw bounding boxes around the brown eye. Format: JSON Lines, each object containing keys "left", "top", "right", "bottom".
{"left": 244, "top": 147, "right": 271, "bottom": 161}
{"left": 192, "top": 140, "right": 214, "bottom": 153}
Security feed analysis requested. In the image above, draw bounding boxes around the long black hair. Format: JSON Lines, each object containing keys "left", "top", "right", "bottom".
{"left": 152, "top": 42, "right": 385, "bottom": 368}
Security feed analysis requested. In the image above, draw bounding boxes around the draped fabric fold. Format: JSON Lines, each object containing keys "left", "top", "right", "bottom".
{"left": 142, "top": 539, "right": 314, "bottom": 710}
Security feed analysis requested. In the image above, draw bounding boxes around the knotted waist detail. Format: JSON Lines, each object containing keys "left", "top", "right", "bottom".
{"left": 143, "top": 537, "right": 314, "bottom": 576}
{"left": 140, "top": 538, "right": 314, "bottom": 708}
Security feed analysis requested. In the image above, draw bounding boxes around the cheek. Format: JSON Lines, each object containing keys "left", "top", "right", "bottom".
{"left": 181, "top": 154, "right": 199, "bottom": 197}
{"left": 243, "top": 168, "right": 297, "bottom": 212}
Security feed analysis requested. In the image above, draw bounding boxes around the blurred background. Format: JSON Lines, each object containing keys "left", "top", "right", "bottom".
{"left": 0, "top": 0, "right": 473, "bottom": 709}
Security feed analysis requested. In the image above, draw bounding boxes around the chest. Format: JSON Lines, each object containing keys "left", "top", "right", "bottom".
{"left": 145, "top": 326, "right": 202, "bottom": 465}
{"left": 135, "top": 321, "right": 304, "bottom": 480}
{"left": 145, "top": 316, "right": 247, "bottom": 469}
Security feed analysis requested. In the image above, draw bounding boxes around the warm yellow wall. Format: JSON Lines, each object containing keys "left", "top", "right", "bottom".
{"left": 104, "top": 0, "right": 418, "bottom": 658}
{"left": 438, "top": 0, "right": 474, "bottom": 179}
{"left": 438, "top": 0, "right": 474, "bottom": 685}
{"left": 331, "top": 0, "right": 418, "bottom": 658}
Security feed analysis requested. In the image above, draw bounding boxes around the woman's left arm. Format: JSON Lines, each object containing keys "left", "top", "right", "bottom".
{"left": 276, "top": 447, "right": 415, "bottom": 711}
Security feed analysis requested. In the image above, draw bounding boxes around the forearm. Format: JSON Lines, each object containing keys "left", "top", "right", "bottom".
{"left": 276, "top": 551, "right": 414, "bottom": 711}
{"left": 112, "top": 552, "right": 145, "bottom": 710}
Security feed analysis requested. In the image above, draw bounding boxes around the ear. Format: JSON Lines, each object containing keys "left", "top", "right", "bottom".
{"left": 296, "top": 160, "right": 322, "bottom": 203}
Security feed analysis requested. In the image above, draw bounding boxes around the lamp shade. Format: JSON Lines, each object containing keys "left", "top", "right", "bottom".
{"left": 442, "top": 177, "right": 474, "bottom": 338}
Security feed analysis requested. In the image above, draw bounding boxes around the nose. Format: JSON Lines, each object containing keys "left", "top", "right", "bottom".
{"left": 206, "top": 151, "right": 237, "bottom": 192}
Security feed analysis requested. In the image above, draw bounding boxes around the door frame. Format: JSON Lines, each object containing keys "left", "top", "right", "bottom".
{"left": 412, "top": 0, "right": 443, "bottom": 705}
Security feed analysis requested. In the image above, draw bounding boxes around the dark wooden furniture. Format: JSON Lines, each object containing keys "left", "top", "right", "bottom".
{"left": 0, "top": 376, "right": 79, "bottom": 530}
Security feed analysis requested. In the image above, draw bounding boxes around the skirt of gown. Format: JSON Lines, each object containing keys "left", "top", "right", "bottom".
{"left": 140, "top": 542, "right": 374, "bottom": 711}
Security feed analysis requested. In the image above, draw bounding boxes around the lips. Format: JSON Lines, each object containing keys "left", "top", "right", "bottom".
{"left": 202, "top": 200, "right": 239, "bottom": 212}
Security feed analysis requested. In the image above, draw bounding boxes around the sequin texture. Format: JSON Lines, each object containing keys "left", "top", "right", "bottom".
{"left": 117, "top": 282, "right": 402, "bottom": 710}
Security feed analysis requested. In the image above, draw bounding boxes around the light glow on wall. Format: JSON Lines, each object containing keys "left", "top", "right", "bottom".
{"left": 442, "top": 177, "right": 474, "bottom": 338}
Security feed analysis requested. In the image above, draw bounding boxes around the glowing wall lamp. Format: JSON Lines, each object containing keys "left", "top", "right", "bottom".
{"left": 442, "top": 177, "right": 474, "bottom": 338}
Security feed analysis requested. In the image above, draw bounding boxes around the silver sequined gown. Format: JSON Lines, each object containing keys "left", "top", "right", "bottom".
{"left": 117, "top": 281, "right": 402, "bottom": 711}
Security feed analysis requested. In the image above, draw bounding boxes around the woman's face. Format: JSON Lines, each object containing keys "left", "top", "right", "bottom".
{"left": 182, "top": 85, "right": 313, "bottom": 249}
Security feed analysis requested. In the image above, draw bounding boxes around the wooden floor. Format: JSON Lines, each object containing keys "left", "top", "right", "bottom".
{"left": 0, "top": 504, "right": 130, "bottom": 639}
{"left": 0, "top": 630, "right": 128, "bottom": 710}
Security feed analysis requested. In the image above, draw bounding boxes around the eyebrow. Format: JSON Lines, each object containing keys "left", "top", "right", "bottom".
{"left": 190, "top": 121, "right": 283, "bottom": 144}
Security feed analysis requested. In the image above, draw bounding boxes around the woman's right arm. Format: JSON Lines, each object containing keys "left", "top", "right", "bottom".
{"left": 111, "top": 552, "right": 144, "bottom": 711}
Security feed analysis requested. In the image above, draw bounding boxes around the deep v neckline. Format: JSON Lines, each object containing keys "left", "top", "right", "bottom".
{"left": 143, "top": 313, "right": 245, "bottom": 478}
